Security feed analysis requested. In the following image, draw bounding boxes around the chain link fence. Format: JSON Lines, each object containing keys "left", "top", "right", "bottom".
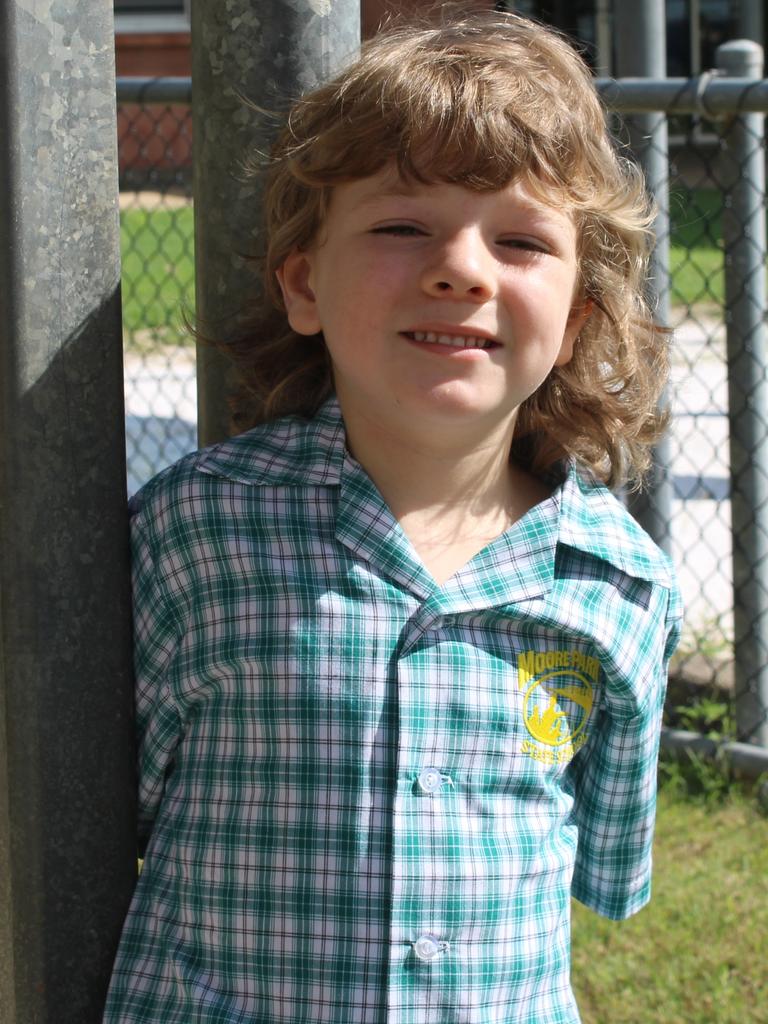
{"left": 660, "top": 126, "right": 752, "bottom": 744}
{"left": 118, "top": 72, "right": 768, "bottom": 758}
{"left": 597, "top": 65, "right": 768, "bottom": 758}
{"left": 118, "top": 81, "right": 197, "bottom": 496}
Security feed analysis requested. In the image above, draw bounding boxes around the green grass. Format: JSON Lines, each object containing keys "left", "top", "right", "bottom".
{"left": 120, "top": 205, "right": 195, "bottom": 345}
{"left": 668, "top": 188, "right": 725, "bottom": 310}
{"left": 572, "top": 783, "right": 768, "bottom": 1023}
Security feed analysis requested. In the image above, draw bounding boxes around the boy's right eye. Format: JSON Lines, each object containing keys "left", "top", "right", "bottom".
{"left": 369, "top": 223, "right": 426, "bottom": 237}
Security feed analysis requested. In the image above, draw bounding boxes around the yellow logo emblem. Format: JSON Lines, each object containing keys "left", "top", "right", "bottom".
{"left": 517, "top": 650, "right": 600, "bottom": 764}
{"left": 523, "top": 670, "right": 595, "bottom": 746}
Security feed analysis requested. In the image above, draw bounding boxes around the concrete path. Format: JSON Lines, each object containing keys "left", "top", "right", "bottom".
{"left": 124, "top": 347, "right": 197, "bottom": 498}
{"left": 667, "top": 314, "right": 733, "bottom": 648}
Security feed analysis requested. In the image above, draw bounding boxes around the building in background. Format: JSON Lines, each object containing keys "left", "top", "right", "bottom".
{"left": 115, "top": 1, "right": 191, "bottom": 185}
{"left": 497, "top": 0, "right": 759, "bottom": 75}
{"left": 113, "top": 0, "right": 765, "bottom": 184}
{"left": 115, "top": 0, "right": 190, "bottom": 76}
{"left": 114, "top": 0, "right": 765, "bottom": 78}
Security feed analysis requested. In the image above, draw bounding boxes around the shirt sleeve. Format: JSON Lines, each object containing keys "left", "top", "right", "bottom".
{"left": 569, "top": 582, "right": 683, "bottom": 920}
{"left": 130, "top": 499, "right": 186, "bottom": 855}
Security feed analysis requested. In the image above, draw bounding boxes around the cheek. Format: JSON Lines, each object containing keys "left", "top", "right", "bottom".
{"left": 317, "top": 299, "right": 376, "bottom": 342}
{"left": 319, "top": 265, "right": 400, "bottom": 329}
{"left": 500, "top": 281, "right": 562, "bottom": 332}
{"left": 527, "top": 274, "right": 580, "bottom": 332}
{"left": 316, "top": 306, "right": 376, "bottom": 368}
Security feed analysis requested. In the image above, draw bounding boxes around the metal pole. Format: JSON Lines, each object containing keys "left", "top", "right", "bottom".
{"left": 0, "top": 1, "right": 136, "bottom": 1021}
{"left": 594, "top": 0, "right": 612, "bottom": 77}
{"left": 594, "top": 77, "right": 768, "bottom": 114}
{"left": 736, "top": 2, "right": 764, "bottom": 45}
{"left": 690, "top": 0, "right": 702, "bottom": 76}
{"left": 192, "top": 0, "right": 360, "bottom": 446}
{"left": 614, "top": 0, "right": 675, "bottom": 553}
{"left": 717, "top": 40, "right": 768, "bottom": 747}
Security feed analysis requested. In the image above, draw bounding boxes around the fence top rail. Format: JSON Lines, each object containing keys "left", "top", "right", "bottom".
{"left": 117, "top": 77, "right": 192, "bottom": 103}
{"left": 116, "top": 74, "right": 768, "bottom": 115}
{"left": 595, "top": 76, "right": 768, "bottom": 114}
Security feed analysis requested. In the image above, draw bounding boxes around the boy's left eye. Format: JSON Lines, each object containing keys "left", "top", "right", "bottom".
{"left": 498, "top": 237, "right": 550, "bottom": 254}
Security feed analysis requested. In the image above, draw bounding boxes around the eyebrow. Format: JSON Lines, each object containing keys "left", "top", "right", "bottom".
{"left": 350, "top": 184, "right": 423, "bottom": 209}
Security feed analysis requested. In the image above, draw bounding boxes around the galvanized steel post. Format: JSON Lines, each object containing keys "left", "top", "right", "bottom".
{"left": 736, "top": 4, "right": 764, "bottom": 45}
{"left": 0, "top": 1, "right": 136, "bottom": 1021}
{"left": 716, "top": 40, "right": 768, "bottom": 746}
{"left": 192, "top": 0, "right": 360, "bottom": 446}
{"left": 614, "top": 0, "right": 675, "bottom": 552}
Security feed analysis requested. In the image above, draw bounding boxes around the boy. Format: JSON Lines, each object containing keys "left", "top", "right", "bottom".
{"left": 105, "top": 10, "right": 682, "bottom": 1023}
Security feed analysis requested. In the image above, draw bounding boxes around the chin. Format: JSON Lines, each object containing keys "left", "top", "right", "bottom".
{"left": 398, "top": 393, "right": 516, "bottom": 433}
{"left": 405, "top": 383, "right": 510, "bottom": 416}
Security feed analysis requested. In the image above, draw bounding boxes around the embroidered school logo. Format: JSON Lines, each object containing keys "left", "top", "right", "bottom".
{"left": 517, "top": 650, "right": 600, "bottom": 765}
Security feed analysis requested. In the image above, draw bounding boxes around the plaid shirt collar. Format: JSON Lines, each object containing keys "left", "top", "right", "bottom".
{"left": 196, "top": 397, "right": 674, "bottom": 603}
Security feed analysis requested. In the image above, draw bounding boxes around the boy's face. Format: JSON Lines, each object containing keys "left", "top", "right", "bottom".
{"left": 277, "top": 167, "right": 588, "bottom": 448}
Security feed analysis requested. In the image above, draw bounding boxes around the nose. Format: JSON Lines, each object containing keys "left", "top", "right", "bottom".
{"left": 420, "top": 231, "right": 496, "bottom": 301}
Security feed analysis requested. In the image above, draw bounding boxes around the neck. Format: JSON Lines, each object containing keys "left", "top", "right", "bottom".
{"left": 343, "top": 406, "right": 515, "bottom": 513}
{"left": 337, "top": 401, "right": 552, "bottom": 585}
{"left": 340, "top": 397, "right": 553, "bottom": 524}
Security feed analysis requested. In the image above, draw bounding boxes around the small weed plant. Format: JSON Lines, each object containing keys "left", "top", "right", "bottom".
{"left": 658, "top": 748, "right": 736, "bottom": 806}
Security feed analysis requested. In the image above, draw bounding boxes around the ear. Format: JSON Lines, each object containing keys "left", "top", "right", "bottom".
{"left": 275, "top": 249, "right": 322, "bottom": 336}
{"left": 554, "top": 297, "right": 593, "bottom": 367}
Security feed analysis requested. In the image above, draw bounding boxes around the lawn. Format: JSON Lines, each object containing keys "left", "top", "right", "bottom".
{"left": 668, "top": 187, "right": 725, "bottom": 310}
{"left": 120, "top": 187, "right": 740, "bottom": 345}
{"left": 571, "top": 783, "right": 768, "bottom": 1024}
{"left": 120, "top": 205, "right": 195, "bottom": 345}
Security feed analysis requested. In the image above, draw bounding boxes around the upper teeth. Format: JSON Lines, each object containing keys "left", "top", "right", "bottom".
{"left": 411, "top": 331, "right": 493, "bottom": 349}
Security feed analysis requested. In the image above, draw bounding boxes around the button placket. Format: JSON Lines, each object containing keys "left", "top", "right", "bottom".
{"left": 393, "top": 603, "right": 455, "bottom": 989}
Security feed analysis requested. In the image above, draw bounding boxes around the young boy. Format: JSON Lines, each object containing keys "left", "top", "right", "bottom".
{"left": 104, "top": 10, "right": 682, "bottom": 1023}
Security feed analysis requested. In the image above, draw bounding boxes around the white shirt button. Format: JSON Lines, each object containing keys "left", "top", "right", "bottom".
{"left": 413, "top": 934, "right": 441, "bottom": 962}
{"left": 417, "top": 767, "right": 443, "bottom": 794}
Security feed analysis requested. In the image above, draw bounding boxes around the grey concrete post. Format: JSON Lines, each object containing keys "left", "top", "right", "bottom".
{"left": 192, "top": 0, "right": 360, "bottom": 446}
{"left": 717, "top": 40, "right": 768, "bottom": 746}
{"left": 0, "top": 1, "right": 136, "bottom": 1021}
{"left": 614, "top": 0, "right": 675, "bottom": 553}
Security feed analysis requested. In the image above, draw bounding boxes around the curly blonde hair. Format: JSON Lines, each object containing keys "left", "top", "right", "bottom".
{"left": 219, "top": 6, "right": 669, "bottom": 490}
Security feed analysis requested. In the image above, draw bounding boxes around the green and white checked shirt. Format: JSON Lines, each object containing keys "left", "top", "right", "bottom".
{"left": 104, "top": 398, "right": 681, "bottom": 1024}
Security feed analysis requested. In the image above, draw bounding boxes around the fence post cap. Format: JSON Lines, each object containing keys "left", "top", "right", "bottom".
{"left": 716, "top": 39, "right": 764, "bottom": 77}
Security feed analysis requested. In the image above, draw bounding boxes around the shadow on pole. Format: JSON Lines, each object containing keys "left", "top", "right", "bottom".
{"left": 0, "top": 1, "right": 136, "bottom": 1020}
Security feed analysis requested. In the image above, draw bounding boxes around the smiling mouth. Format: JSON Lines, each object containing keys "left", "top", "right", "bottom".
{"left": 403, "top": 330, "right": 499, "bottom": 350}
